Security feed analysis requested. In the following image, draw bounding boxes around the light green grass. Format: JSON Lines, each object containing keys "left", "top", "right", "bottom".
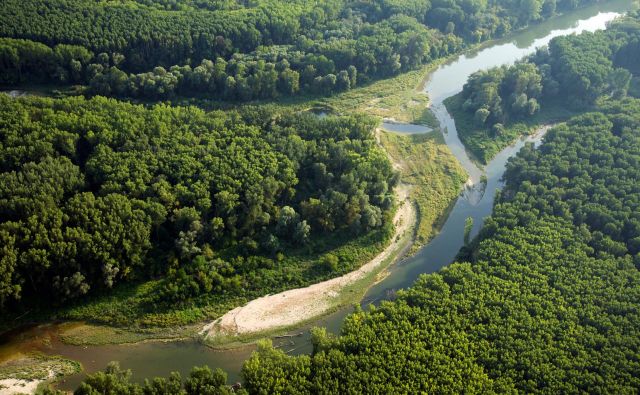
{"left": 379, "top": 130, "right": 467, "bottom": 254}
{"left": 0, "top": 353, "right": 80, "bottom": 381}
{"left": 313, "top": 65, "right": 439, "bottom": 126}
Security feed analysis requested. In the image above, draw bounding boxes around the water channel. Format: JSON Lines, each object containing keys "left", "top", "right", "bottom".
{"left": 0, "top": 0, "right": 635, "bottom": 390}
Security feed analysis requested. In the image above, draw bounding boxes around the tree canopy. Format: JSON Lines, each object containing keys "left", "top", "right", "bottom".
{"left": 0, "top": 95, "right": 396, "bottom": 314}
{"left": 237, "top": 97, "right": 640, "bottom": 395}
{"left": 0, "top": 0, "right": 605, "bottom": 101}
{"left": 67, "top": 97, "right": 640, "bottom": 393}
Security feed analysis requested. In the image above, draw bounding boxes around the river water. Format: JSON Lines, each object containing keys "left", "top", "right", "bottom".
{"left": 0, "top": 0, "right": 635, "bottom": 390}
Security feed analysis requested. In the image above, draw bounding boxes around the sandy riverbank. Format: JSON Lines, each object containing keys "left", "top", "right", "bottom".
{"left": 0, "top": 354, "right": 79, "bottom": 395}
{"left": 201, "top": 181, "right": 416, "bottom": 340}
{"left": 0, "top": 373, "right": 51, "bottom": 395}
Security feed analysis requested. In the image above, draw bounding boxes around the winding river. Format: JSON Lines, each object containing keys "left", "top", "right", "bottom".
{"left": 0, "top": 0, "right": 636, "bottom": 390}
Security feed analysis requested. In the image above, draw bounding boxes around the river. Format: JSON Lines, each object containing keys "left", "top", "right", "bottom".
{"left": 0, "top": 0, "right": 636, "bottom": 390}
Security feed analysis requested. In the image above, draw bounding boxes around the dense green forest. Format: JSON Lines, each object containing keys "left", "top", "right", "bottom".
{"left": 235, "top": 100, "right": 640, "bottom": 393}
{"left": 62, "top": 96, "right": 640, "bottom": 394}
{"left": 55, "top": 18, "right": 640, "bottom": 388}
{"left": 447, "top": 11, "right": 640, "bottom": 162}
{"left": 0, "top": 95, "right": 398, "bottom": 321}
{"left": 3, "top": 1, "right": 640, "bottom": 394}
{"left": 0, "top": 0, "right": 604, "bottom": 101}
{"left": 0, "top": 0, "right": 613, "bottom": 322}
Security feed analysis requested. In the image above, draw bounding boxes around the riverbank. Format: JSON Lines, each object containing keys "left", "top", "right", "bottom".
{"left": 0, "top": 3, "right": 633, "bottom": 391}
{"left": 444, "top": 92, "right": 584, "bottom": 164}
{"left": 0, "top": 354, "right": 79, "bottom": 395}
{"left": 201, "top": 182, "right": 416, "bottom": 343}
{"left": 201, "top": 123, "right": 470, "bottom": 343}
{"left": 378, "top": 130, "right": 467, "bottom": 254}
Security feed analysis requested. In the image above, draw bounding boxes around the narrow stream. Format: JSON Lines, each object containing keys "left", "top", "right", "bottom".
{"left": 0, "top": 0, "right": 635, "bottom": 390}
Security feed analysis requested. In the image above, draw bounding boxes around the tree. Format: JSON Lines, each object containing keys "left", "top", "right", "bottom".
{"left": 474, "top": 108, "right": 490, "bottom": 125}
{"left": 278, "top": 69, "right": 299, "bottom": 95}
{"left": 75, "top": 362, "right": 142, "bottom": 395}
{"left": 320, "top": 254, "right": 339, "bottom": 272}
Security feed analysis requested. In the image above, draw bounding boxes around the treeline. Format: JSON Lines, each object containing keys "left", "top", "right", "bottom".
{"left": 236, "top": 100, "right": 640, "bottom": 393}
{"left": 65, "top": 97, "right": 640, "bottom": 394}
{"left": 0, "top": 0, "right": 603, "bottom": 101}
{"left": 0, "top": 95, "right": 396, "bottom": 311}
{"left": 0, "top": 37, "right": 359, "bottom": 100}
{"left": 0, "top": 17, "right": 455, "bottom": 100}
{"left": 0, "top": 0, "right": 300, "bottom": 70}
{"left": 459, "top": 13, "right": 639, "bottom": 132}
{"left": 41, "top": 362, "right": 241, "bottom": 395}
{"left": 127, "top": 0, "right": 241, "bottom": 12}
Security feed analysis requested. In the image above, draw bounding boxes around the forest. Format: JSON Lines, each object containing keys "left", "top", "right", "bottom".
{"left": 0, "top": 96, "right": 398, "bottom": 321}
{"left": 55, "top": 97, "right": 640, "bottom": 394}
{"left": 447, "top": 11, "right": 640, "bottom": 162}
{"left": 0, "top": 0, "right": 603, "bottom": 101}
{"left": 2, "top": 1, "right": 640, "bottom": 394}
{"left": 236, "top": 100, "right": 640, "bottom": 394}
{"left": 48, "top": 18, "right": 640, "bottom": 390}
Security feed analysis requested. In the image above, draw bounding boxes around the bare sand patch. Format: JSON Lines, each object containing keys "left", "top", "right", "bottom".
{"left": 202, "top": 183, "right": 415, "bottom": 339}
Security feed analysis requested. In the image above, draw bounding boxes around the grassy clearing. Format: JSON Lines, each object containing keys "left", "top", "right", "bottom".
{"left": 173, "top": 60, "right": 445, "bottom": 127}
{"left": 445, "top": 93, "right": 583, "bottom": 164}
{"left": 0, "top": 353, "right": 80, "bottom": 381}
{"left": 313, "top": 65, "right": 439, "bottom": 126}
{"left": 379, "top": 130, "right": 467, "bottom": 254}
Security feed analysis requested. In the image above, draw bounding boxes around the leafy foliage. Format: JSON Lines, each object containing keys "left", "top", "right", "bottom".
{"left": 450, "top": 13, "right": 640, "bottom": 162}
{"left": 0, "top": 0, "right": 604, "bottom": 101}
{"left": 236, "top": 98, "right": 640, "bottom": 392}
{"left": 70, "top": 362, "right": 239, "bottom": 395}
{"left": 0, "top": 96, "right": 396, "bottom": 315}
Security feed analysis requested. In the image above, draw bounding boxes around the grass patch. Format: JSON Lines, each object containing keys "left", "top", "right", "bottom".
{"left": 379, "top": 131, "right": 467, "bottom": 254}
{"left": 171, "top": 60, "right": 448, "bottom": 127}
{"left": 313, "top": 65, "right": 437, "bottom": 126}
{"left": 444, "top": 93, "right": 584, "bottom": 164}
{"left": 0, "top": 353, "right": 80, "bottom": 381}
{"left": 59, "top": 324, "right": 198, "bottom": 346}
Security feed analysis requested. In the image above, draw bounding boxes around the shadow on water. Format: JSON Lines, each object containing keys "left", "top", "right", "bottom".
{"left": 1, "top": 1, "right": 636, "bottom": 390}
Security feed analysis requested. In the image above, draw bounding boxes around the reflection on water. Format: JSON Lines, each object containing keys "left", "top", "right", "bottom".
{"left": 0, "top": 1, "right": 635, "bottom": 390}
{"left": 381, "top": 120, "right": 433, "bottom": 134}
{"left": 425, "top": 0, "right": 634, "bottom": 104}
{"left": 426, "top": 0, "right": 633, "bottom": 184}
{"left": 462, "top": 178, "right": 487, "bottom": 206}
{"left": 57, "top": 340, "right": 253, "bottom": 389}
